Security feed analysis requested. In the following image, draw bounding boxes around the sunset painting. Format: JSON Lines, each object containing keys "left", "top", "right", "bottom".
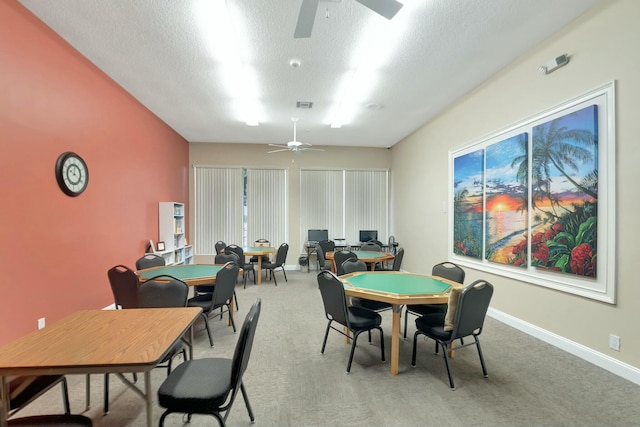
{"left": 484, "top": 133, "right": 528, "bottom": 266}
{"left": 528, "top": 104, "right": 598, "bottom": 277}
{"left": 453, "top": 149, "right": 484, "bottom": 259}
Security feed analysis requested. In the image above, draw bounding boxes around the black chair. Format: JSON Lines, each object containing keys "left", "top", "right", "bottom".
{"left": 404, "top": 261, "right": 465, "bottom": 338}
{"left": 342, "top": 259, "right": 392, "bottom": 313}
{"left": 104, "top": 273, "right": 189, "bottom": 414}
{"left": 360, "top": 241, "right": 382, "bottom": 252}
{"left": 262, "top": 243, "right": 289, "bottom": 286}
{"left": 317, "top": 271, "right": 385, "bottom": 373}
{"left": 249, "top": 238, "right": 270, "bottom": 264}
{"left": 7, "top": 375, "right": 70, "bottom": 418}
{"left": 315, "top": 243, "right": 332, "bottom": 272}
{"left": 411, "top": 280, "right": 494, "bottom": 390}
{"left": 376, "top": 247, "right": 404, "bottom": 271}
{"left": 225, "top": 245, "right": 255, "bottom": 287}
{"left": 107, "top": 264, "right": 139, "bottom": 309}
{"left": 333, "top": 250, "right": 357, "bottom": 276}
{"left": 2, "top": 400, "right": 91, "bottom": 427}
{"left": 215, "top": 252, "right": 241, "bottom": 309}
{"left": 214, "top": 240, "right": 227, "bottom": 254}
{"left": 135, "top": 253, "right": 165, "bottom": 270}
{"left": 318, "top": 239, "right": 335, "bottom": 257}
{"left": 158, "top": 299, "right": 262, "bottom": 427}
{"left": 187, "top": 261, "right": 239, "bottom": 347}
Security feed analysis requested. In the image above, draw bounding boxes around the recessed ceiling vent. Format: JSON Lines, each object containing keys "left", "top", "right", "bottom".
{"left": 296, "top": 101, "right": 314, "bottom": 109}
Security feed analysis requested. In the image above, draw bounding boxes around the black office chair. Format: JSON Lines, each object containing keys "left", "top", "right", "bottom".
{"left": 317, "top": 271, "right": 385, "bottom": 373}
{"left": 135, "top": 253, "right": 165, "bottom": 270}
{"left": 158, "top": 299, "right": 262, "bottom": 427}
{"left": 187, "top": 261, "right": 239, "bottom": 347}
{"left": 7, "top": 375, "right": 70, "bottom": 419}
{"left": 315, "top": 243, "right": 332, "bottom": 272}
{"left": 225, "top": 245, "right": 255, "bottom": 287}
{"left": 214, "top": 240, "right": 227, "bottom": 254}
{"left": 411, "top": 280, "right": 494, "bottom": 390}
{"left": 404, "top": 261, "right": 465, "bottom": 338}
{"left": 333, "top": 250, "right": 357, "bottom": 276}
{"left": 262, "top": 243, "right": 289, "bottom": 286}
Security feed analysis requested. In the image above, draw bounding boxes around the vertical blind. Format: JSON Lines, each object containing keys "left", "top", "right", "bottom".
{"left": 193, "top": 166, "right": 287, "bottom": 255}
{"left": 246, "top": 168, "right": 288, "bottom": 247}
{"left": 300, "top": 169, "right": 388, "bottom": 248}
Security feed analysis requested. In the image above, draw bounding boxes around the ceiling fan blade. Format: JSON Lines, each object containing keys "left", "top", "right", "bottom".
{"left": 294, "top": 0, "right": 319, "bottom": 38}
{"left": 356, "top": 0, "right": 404, "bottom": 20}
{"left": 268, "top": 148, "right": 292, "bottom": 154}
{"left": 301, "top": 147, "right": 325, "bottom": 152}
{"left": 268, "top": 144, "right": 289, "bottom": 148}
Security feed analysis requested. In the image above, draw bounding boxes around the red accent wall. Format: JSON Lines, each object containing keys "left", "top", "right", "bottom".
{"left": 0, "top": 1, "right": 189, "bottom": 345}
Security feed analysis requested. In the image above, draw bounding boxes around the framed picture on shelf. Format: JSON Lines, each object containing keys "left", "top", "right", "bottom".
{"left": 156, "top": 241, "right": 166, "bottom": 251}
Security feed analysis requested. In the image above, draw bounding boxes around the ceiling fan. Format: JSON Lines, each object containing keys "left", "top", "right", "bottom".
{"left": 268, "top": 118, "right": 325, "bottom": 154}
{"left": 294, "top": 0, "right": 404, "bottom": 38}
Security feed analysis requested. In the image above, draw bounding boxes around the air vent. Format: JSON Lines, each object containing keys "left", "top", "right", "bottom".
{"left": 296, "top": 101, "right": 314, "bottom": 109}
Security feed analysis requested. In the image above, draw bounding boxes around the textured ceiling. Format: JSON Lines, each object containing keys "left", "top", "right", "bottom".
{"left": 18, "top": 0, "right": 601, "bottom": 149}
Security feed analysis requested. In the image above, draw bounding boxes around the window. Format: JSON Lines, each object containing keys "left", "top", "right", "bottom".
{"left": 193, "top": 166, "right": 287, "bottom": 255}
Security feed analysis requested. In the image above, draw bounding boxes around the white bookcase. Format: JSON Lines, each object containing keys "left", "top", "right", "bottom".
{"left": 158, "top": 202, "right": 193, "bottom": 265}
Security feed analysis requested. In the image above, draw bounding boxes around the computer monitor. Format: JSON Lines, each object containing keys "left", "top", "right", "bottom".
{"left": 308, "top": 229, "right": 328, "bottom": 243}
{"left": 359, "top": 230, "right": 378, "bottom": 243}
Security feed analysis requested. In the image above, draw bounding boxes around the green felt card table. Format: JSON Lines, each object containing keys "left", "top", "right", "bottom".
{"left": 326, "top": 250, "right": 395, "bottom": 272}
{"left": 242, "top": 246, "right": 275, "bottom": 284}
{"left": 340, "top": 271, "right": 461, "bottom": 375}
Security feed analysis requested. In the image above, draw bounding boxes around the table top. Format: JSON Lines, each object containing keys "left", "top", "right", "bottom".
{"left": 0, "top": 308, "right": 201, "bottom": 376}
{"left": 326, "top": 251, "right": 394, "bottom": 261}
{"left": 242, "top": 246, "right": 275, "bottom": 255}
{"left": 340, "top": 271, "right": 456, "bottom": 305}
{"left": 137, "top": 263, "right": 224, "bottom": 285}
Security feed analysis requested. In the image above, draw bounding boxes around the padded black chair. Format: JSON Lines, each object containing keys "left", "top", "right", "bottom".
{"left": 318, "top": 239, "right": 336, "bottom": 257}
{"left": 249, "top": 238, "right": 270, "bottom": 264}
{"left": 7, "top": 375, "right": 70, "bottom": 418}
{"left": 411, "top": 280, "right": 494, "bottom": 390}
{"left": 215, "top": 252, "right": 241, "bottom": 309}
{"left": 404, "top": 261, "right": 465, "bottom": 338}
{"left": 376, "top": 247, "right": 404, "bottom": 271}
{"left": 225, "top": 245, "right": 255, "bottom": 287}
{"left": 262, "top": 243, "right": 289, "bottom": 286}
{"left": 107, "top": 264, "right": 139, "bottom": 309}
{"left": 315, "top": 243, "right": 332, "bottom": 272}
{"left": 104, "top": 273, "right": 189, "bottom": 414}
{"left": 187, "top": 262, "right": 239, "bottom": 347}
{"left": 158, "top": 299, "right": 262, "bottom": 427}
{"left": 7, "top": 415, "right": 92, "bottom": 427}
{"left": 214, "top": 240, "right": 227, "bottom": 254}
{"left": 360, "top": 241, "right": 382, "bottom": 252}
{"left": 317, "top": 271, "right": 385, "bottom": 373}
{"left": 342, "top": 259, "right": 392, "bottom": 315}
{"left": 333, "top": 250, "right": 357, "bottom": 276}
{"left": 135, "top": 253, "right": 165, "bottom": 270}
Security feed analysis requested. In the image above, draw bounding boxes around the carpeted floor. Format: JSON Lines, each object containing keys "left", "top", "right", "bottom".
{"left": 11, "top": 269, "right": 640, "bottom": 426}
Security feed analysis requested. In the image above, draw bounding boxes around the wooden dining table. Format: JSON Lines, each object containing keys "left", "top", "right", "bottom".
{"left": 325, "top": 250, "right": 395, "bottom": 272}
{"left": 0, "top": 307, "right": 201, "bottom": 427}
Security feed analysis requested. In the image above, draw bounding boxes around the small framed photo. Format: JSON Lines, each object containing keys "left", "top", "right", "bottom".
{"left": 156, "top": 241, "right": 166, "bottom": 251}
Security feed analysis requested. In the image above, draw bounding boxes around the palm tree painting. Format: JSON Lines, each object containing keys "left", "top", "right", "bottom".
{"left": 527, "top": 104, "right": 598, "bottom": 277}
{"left": 485, "top": 133, "right": 528, "bottom": 266}
{"left": 453, "top": 149, "right": 484, "bottom": 259}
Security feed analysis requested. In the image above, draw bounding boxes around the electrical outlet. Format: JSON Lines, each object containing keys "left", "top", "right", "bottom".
{"left": 38, "top": 317, "right": 46, "bottom": 330}
{"left": 609, "top": 334, "right": 620, "bottom": 351}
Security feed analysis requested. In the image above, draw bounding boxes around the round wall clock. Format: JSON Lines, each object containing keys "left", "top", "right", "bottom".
{"left": 55, "top": 151, "right": 89, "bottom": 197}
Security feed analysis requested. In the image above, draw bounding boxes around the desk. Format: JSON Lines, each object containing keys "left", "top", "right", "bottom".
{"left": 0, "top": 308, "right": 201, "bottom": 427}
{"left": 326, "top": 251, "right": 395, "bottom": 272}
{"left": 340, "top": 272, "right": 458, "bottom": 375}
{"left": 242, "top": 246, "right": 275, "bottom": 284}
{"left": 136, "top": 263, "right": 235, "bottom": 286}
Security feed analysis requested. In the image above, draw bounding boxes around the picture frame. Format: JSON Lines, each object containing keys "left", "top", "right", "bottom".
{"left": 156, "top": 241, "right": 166, "bottom": 252}
{"left": 449, "top": 81, "right": 616, "bottom": 303}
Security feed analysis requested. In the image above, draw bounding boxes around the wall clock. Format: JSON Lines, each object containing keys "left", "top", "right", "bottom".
{"left": 55, "top": 152, "right": 89, "bottom": 197}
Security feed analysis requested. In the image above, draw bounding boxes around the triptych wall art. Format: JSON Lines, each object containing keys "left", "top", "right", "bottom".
{"left": 449, "top": 82, "right": 615, "bottom": 303}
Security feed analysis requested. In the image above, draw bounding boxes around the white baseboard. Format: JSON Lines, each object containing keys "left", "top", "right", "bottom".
{"left": 103, "top": 303, "right": 116, "bottom": 310}
{"left": 488, "top": 308, "right": 640, "bottom": 386}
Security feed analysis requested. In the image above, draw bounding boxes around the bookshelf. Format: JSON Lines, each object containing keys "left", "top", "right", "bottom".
{"left": 158, "top": 202, "right": 193, "bottom": 265}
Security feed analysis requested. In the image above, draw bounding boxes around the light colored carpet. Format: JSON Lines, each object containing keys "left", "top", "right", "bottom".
{"left": 11, "top": 269, "right": 640, "bottom": 426}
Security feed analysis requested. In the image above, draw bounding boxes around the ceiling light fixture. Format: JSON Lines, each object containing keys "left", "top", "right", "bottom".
{"left": 195, "top": 0, "right": 261, "bottom": 126}
{"left": 328, "top": 0, "right": 417, "bottom": 129}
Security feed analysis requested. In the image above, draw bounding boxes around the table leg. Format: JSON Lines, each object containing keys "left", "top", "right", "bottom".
{"left": 390, "top": 305, "right": 402, "bottom": 375}
{"left": 257, "top": 257, "right": 262, "bottom": 285}
{"left": 145, "top": 372, "right": 152, "bottom": 427}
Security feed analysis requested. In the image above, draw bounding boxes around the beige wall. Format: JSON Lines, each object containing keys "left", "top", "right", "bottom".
{"left": 188, "top": 143, "right": 391, "bottom": 265}
{"left": 392, "top": 0, "right": 640, "bottom": 369}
